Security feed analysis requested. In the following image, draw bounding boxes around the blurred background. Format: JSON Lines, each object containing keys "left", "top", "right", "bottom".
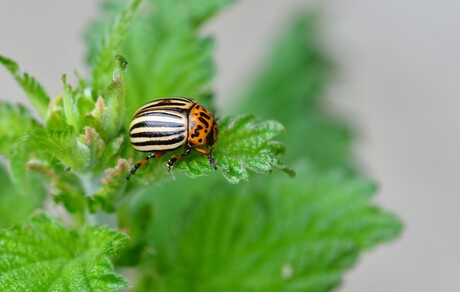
{"left": 1, "top": 0, "right": 458, "bottom": 291}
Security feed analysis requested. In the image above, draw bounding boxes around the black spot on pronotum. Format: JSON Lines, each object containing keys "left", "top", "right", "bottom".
{"left": 198, "top": 117, "right": 209, "bottom": 127}
{"left": 198, "top": 138, "right": 203, "bottom": 143}
{"left": 191, "top": 125, "right": 203, "bottom": 138}
{"left": 199, "top": 112, "right": 211, "bottom": 120}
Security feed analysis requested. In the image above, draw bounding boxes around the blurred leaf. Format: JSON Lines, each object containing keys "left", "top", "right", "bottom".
{"left": 85, "top": 0, "right": 234, "bottom": 119}
{"left": 238, "top": 14, "right": 354, "bottom": 171}
{"left": 51, "top": 169, "right": 86, "bottom": 214}
{"left": 0, "top": 102, "right": 40, "bottom": 156}
{"left": 124, "top": 26, "right": 215, "bottom": 113}
{"left": 139, "top": 167, "right": 402, "bottom": 291}
{"left": 8, "top": 146, "right": 49, "bottom": 206}
{"left": 154, "top": 0, "right": 234, "bottom": 27}
{"left": 238, "top": 15, "right": 330, "bottom": 119}
{"left": 0, "top": 54, "right": 50, "bottom": 119}
{"left": 85, "top": 1, "right": 126, "bottom": 66}
{"left": 289, "top": 113, "right": 353, "bottom": 172}
{"left": 102, "top": 134, "right": 126, "bottom": 166}
{"left": 91, "top": 0, "right": 142, "bottom": 93}
{"left": 0, "top": 164, "right": 44, "bottom": 228}
{"left": 0, "top": 214, "right": 128, "bottom": 291}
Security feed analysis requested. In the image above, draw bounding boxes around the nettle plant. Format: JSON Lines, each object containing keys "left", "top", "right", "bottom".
{"left": 0, "top": 0, "right": 402, "bottom": 291}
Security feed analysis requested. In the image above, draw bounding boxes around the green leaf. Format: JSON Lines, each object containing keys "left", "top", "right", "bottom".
{"left": 89, "top": 158, "right": 129, "bottom": 213}
{"left": 16, "top": 127, "right": 91, "bottom": 171}
{"left": 172, "top": 115, "right": 294, "bottom": 183}
{"left": 237, "top": 14, "right": 354, "bottom": 171}
{"left": 52, "top": 169, "right": 86, "bottom": 214}
{"left": 91, "top": 0, "right": 142, "bottom": 93}
{"left": 7, "top": 150, "right": 49, "bottom": 207}
{"left": 105, "top": 55, "right": 128, "bottom": 136}
{"left": 9, "top": 127, "right": 89, "bottom": 210}
{"left": 61, "top": 75, "right": 80, "bottom": 130}
{"left": 0, "top": 214, "right": 129, "bottom": 291}
{"left": 140, "top": 168, "right": 402, "bottom": 291}
{"left": 0, "top": 164, "right": 45, "bottom": 228}
{"left": 80, "top": 127, "right": 106, "bottom": 168}
{"left": 0, "top": 54, "right": 50, "bottom": 119}
{"left": 0, "top": 102, "right": 40, "bottom": 156}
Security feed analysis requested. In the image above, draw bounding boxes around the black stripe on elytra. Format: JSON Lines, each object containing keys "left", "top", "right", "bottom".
{"left": 135, "top": 111, "right": 185, "bottom": 120}
{"left": 155, "top": 101, "right": 190, "bottom": 106}
{"left": 136, "top": 106, "right": 189, "bottom": 117}
{"left": 198, "top": 117, "right": 209, "bottom": 127}
{"left": 130, "top": 130, "right": 184, "bottom": 138}
{"left": 153, "top": 97, "right": 192, "bottom": 103}
{"left": 140, "top": 99, "right": 191, "bottom": 108}
{"left": 142, "top": 102, "right": 189, "bottom": 110}
{"left": 132, "top": 135, "right": 185, "bottom": 146}
{"left": 130, "top": 120, "right": 184, "bottom": 130}
{"left": 199, "top": 112, "right": 211, "bottom": 120}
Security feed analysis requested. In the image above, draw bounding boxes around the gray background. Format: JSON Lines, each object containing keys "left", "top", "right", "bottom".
{"left": 1, "top": 1, "right": 458, "bottom": 291}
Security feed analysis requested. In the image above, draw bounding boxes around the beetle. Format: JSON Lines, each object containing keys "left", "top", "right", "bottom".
{"left": 127, "top": 97, "right": 218, "bottom": 179}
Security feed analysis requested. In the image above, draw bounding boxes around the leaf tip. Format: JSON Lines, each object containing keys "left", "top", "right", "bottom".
{"left": 115, "top": 54, "right": 128, "bottom": 71}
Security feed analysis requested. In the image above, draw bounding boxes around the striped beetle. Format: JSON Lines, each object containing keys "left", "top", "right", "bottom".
{"left": 127, "top": 97, "right": 218, "bottom": 179}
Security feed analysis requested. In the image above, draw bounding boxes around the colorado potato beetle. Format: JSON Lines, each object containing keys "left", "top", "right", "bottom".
{"left": 127, "top": 97, "right": 218, "bottom": 179}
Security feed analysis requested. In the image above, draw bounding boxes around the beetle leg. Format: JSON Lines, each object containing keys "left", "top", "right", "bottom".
{"left": 208, "top": 151, "right": 217, "bottom": 170}
{"left": 193, "top": 148, "right": 217, "bottom": 170}
{"left": 167, "top": 145, "right": 192, "bottom": 172}
{"left": 127, "top": 152, "right": 163, "bottom": 180}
